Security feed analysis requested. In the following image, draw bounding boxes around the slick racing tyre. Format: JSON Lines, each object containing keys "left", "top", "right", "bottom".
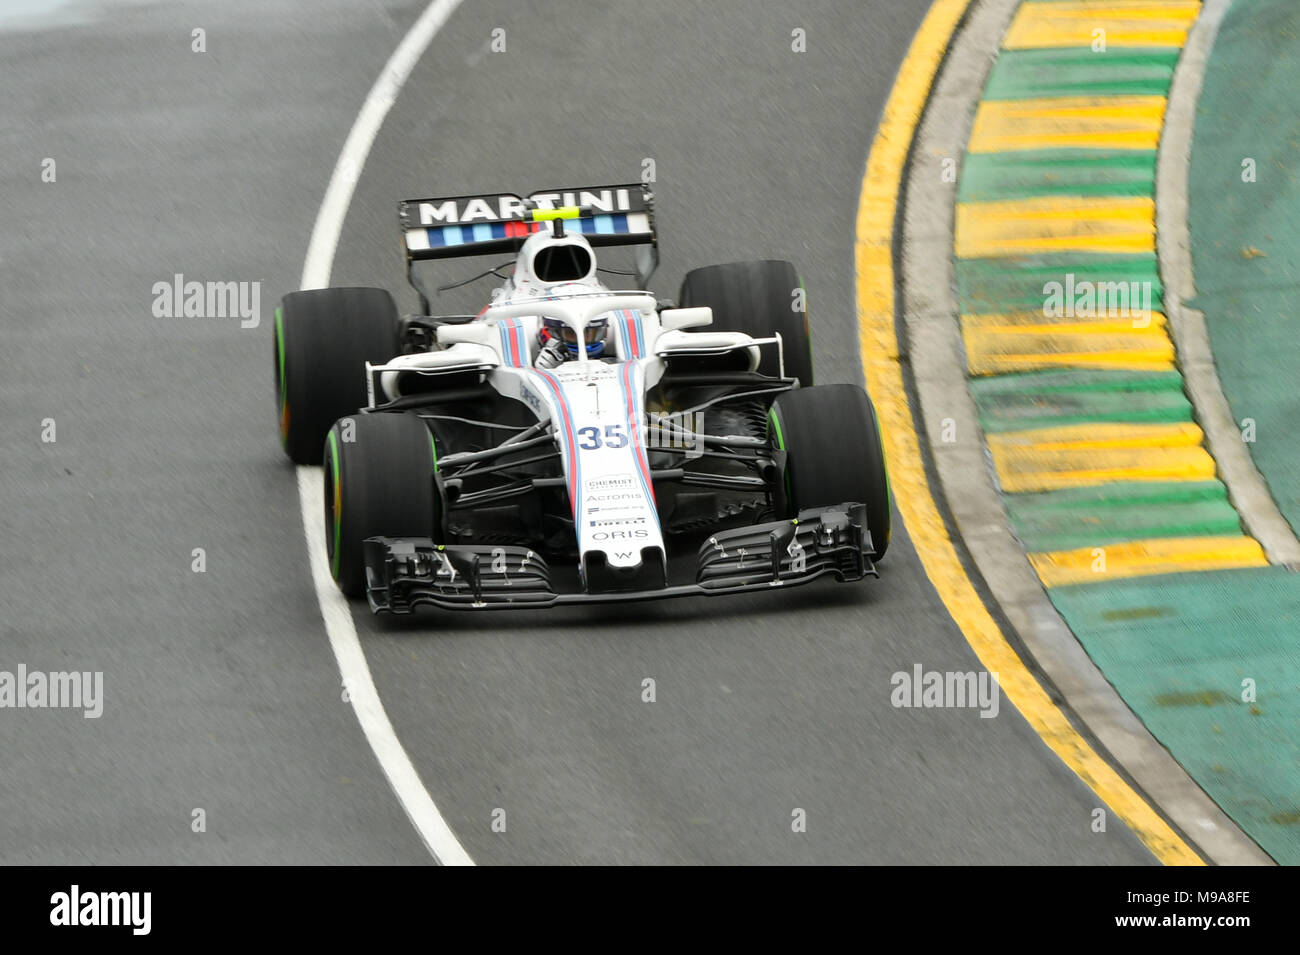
{"left": 679, "top": 259, "right": 814, "bottom": 386}
{"left": 768, "top": 384, "right": 891, "bottom": 560}
{"left": 274, "top": 286, "right": 400, "bottom": 464}
{"left": 323, "top": 412, "right": 440, "bottom": 598}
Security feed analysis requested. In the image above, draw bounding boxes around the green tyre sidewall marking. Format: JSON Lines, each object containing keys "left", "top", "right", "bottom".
{"left": 275, "top": 306, "right": 287, "bottom": 447}
{"left": 327, "top": 429, "right": 342, "bottom": 582}
{"left": 771, "top": 392, "right": 890, "bottom": 553}
{"left": 767, "top": 407, "right": 792, "bottom": 506}
{"left": 768, "top": 407, "right": 786, "bottom": 450}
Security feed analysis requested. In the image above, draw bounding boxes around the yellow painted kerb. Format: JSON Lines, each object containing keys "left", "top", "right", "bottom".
{"left": 1005, "top": 2, "right": 1200, "bottom": 50}
{"left": 969, "top": 96, "right": 1167, "bottom": 153}
{"left": 1029, "top": 536, "right": 1268, "bottom": 587}
{"left": 956, "top": 195, "right": 1156, "bottom": 258}
{"left": 987, "top": 421, "right": 1217, "bottom": 491}
{"left": 961, "top": 310, "right": 1177, "bottom": 374}
{"left": 855, "top": 0, "right": 1202, "bottom": 864}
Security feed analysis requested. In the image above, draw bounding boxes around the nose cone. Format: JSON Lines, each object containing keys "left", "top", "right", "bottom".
{"left": 581, "top": 546, "right": 667, "bottom": 593}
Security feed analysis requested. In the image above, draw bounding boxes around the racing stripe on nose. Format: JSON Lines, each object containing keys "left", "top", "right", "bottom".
{"left": 532, "top": 369, "right": 583, "bottom": 538}
{"left": 620, "top": 361, "right": 657, "bottom": 506}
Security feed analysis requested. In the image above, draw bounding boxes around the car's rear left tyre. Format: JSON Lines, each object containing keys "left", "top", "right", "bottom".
{"left": 678, "top": 259, "right": 814, "bottom": 386}
{"left": 768, "top": 383, "right": 891, "bottom": 560}
{"left": 323, "top": 412, "right": 439, "bottom": 598}
{"left": 275, "top": 286, "right": 400, "bottom": 464}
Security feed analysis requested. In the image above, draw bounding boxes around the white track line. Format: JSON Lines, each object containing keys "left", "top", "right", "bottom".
{"left": 296, "top": 0, "right": 472, "bottom": 866}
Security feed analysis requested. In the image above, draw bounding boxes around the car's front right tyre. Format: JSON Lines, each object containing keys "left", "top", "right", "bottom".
{"left": 323, "top": 411, "right": 439, "bottom": 597}
{"left": 275, "top": 286, "right": 400, "bottom": 464}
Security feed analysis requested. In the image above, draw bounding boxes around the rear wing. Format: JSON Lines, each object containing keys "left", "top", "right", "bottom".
{"left": 398, "top": 183, "right": 658, "bottom": 311}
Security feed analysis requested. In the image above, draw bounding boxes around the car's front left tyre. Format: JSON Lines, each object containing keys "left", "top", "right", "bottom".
{"left": 768, "top": 383, "right": 891, "bottom": 560}
{"left": 678, "top": 259, "right": 814, "bottom": 386}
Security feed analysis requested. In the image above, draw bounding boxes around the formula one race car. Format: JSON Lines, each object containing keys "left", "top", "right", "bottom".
{"left": 273, "top": 182, "right": 891, "bottom": 613}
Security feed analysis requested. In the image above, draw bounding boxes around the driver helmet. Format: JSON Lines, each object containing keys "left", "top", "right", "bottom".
{"left": 540, "top": 314, "right": 608, "bottom": 358}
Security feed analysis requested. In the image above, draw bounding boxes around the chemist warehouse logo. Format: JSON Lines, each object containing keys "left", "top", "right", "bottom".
{"left": 50, "top": 886, "right": 151, "bottom": 936}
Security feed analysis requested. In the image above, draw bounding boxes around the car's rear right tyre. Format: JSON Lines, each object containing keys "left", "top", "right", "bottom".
{"left": 323, "top": 412, "right": 439, "bottom": 598}
{"left": 768, "top": 383, "right": 891, "bottom": 560}
{"left": 274, "top": 286, "right": 400, "bottom": 464}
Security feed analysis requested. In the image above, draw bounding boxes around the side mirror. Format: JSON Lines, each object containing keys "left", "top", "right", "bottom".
{"left": 436, "top": 322, "right": 497, "bottom": 347}
{"left": 658, "top": 307, "right": 713, "bottom": 331}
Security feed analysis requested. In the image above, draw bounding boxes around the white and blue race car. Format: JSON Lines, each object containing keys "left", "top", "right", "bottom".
{"left": 273, "top": 182, "right": 891, "bottom": 613}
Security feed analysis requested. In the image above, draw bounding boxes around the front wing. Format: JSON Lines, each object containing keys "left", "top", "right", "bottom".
{"left": 362, "top": 504, "right": 879, "bottom": 614}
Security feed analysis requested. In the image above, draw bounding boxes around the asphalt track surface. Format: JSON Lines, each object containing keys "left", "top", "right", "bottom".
{"left": 0, "top": 0, "right": 1156, "bottom": 864}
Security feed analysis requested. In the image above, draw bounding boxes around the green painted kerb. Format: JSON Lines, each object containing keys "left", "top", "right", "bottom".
{"left": 981, "top": 48, "right": 1179, "bottom": 100}
{"left": 957, "top": 255, "right": 1164, "bottom": 314}
{"left": 952, "top": 7, "right": 1300, "bottom": 863}
{"left": 959, "top": 151, "right": 1156, "bottom": 202}
{"left": 1004, "top": 482, "right": 1244, "bottom": 552}
{"left": 971, "top": 370, "right": 1192, "bottom": 433}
